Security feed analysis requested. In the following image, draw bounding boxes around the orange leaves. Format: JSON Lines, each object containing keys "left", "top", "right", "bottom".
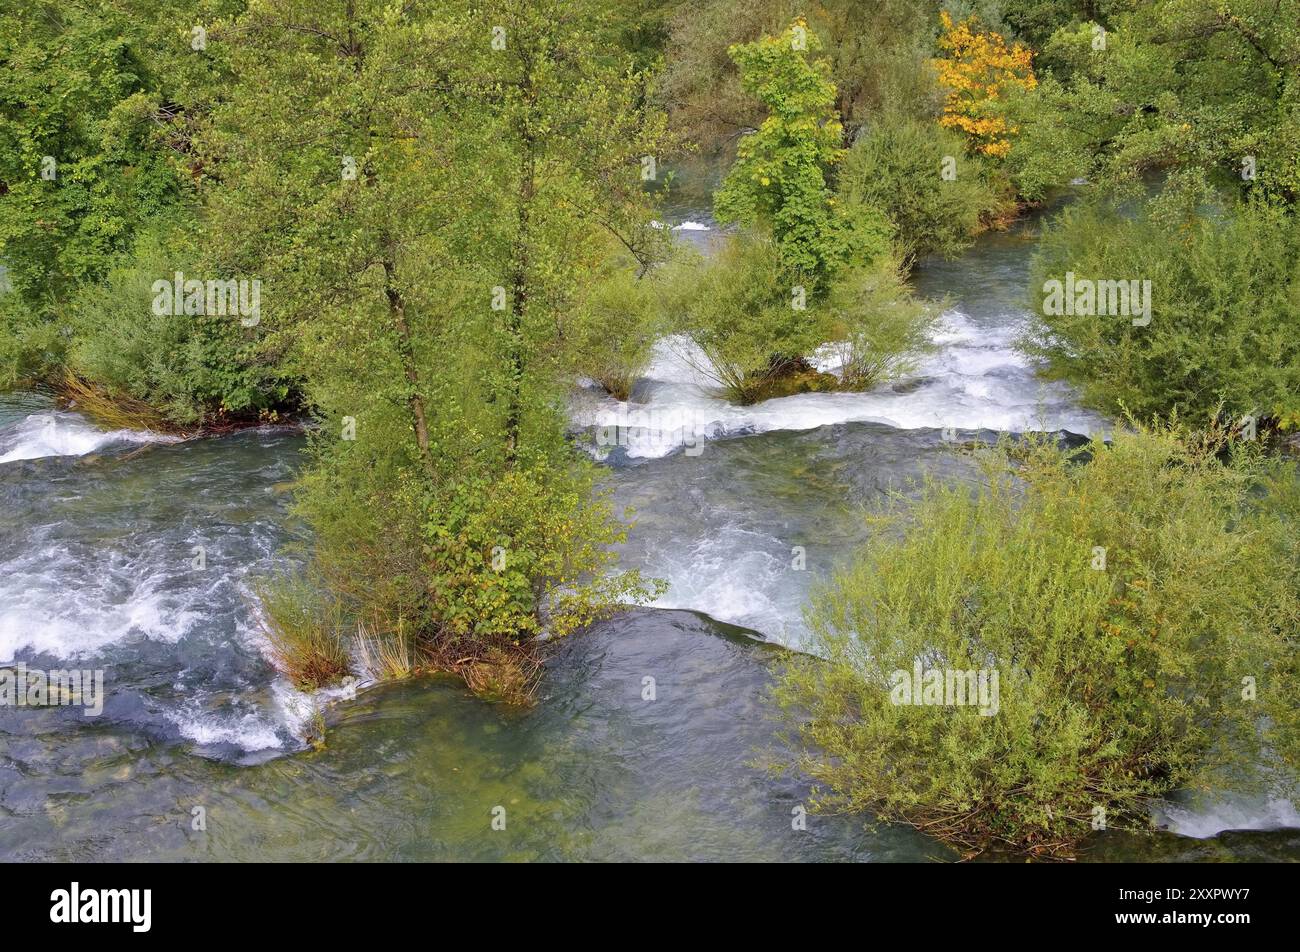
{"left": 933, "top": 12, "right": 1036, "bottom": 159}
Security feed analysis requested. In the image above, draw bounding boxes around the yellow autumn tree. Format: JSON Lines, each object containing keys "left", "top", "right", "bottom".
{"left": 933, "top": 12, "right": 1036, "bottom": 158}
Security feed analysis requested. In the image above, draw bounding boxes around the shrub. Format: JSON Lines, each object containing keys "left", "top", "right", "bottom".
{"left": 63, "top": 227, "right": 292, "bottom": 426}
{"left": 1258, "top": 462, "right": 1300, "bottom": 780}
{"left": 424, "top": 462, "right": 661, "bottom": 646}
{"left": 566, "top": 265, "right": 664, "bottom": 401}
{"left": 671, "top": 234, "right": 825, "bottom": 403}
{"left": 837, "top": 114, "right": 1012, "bottom": 263}
{"left": 821, "top": 258, "right": 940, "bottom": 390}
{"left": 673, "top": 233, "right": 938, "bottom": 402}
{"left": 1023, "top": 195, "right": 1300, "bottom": 429}
{"left": 773, "top": 425, "right": 1300, "bottom": 857}
{"left": 0, "top": 291, "right": 64, "bottom": 389}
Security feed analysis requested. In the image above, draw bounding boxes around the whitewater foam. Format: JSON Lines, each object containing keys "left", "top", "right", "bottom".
{"left": 0, "top": 411, "right": 178, "bottom": 464}
{"left": 572, "top": 314, "right": 1107, "bottom": 460}
{"left": 1158, "top": 795, "right": 1300, "bottom": 838}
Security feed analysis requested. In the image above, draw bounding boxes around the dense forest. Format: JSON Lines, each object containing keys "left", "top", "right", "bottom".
{"left": 1, "top": 0, "right": 1298, "bottom": 861}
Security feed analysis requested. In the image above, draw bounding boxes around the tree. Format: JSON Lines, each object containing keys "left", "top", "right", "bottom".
{"left": 0, "top": 0, "right": 253, "bottom": 403}
{"left": 934, "top": 11, "right": 1037, "bottom": 159}
{"left": 660, "top": 0, "right": 944, "bottom": 145}
{"left": 1006, "top": 0, "right": 1300, "bottom": 203}
{"left": 713, "top": 19, "right": 858, "bottom": 286}
{"left": 207, "top": 0, "right": 667, "bottom": 692}
{"left": 0, "top": 1, "right": 240, "bottom": 289}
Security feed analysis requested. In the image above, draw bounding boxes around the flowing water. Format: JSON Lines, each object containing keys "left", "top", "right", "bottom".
{"left": 2, "top": 210, "right": 1297, "bottom": 862}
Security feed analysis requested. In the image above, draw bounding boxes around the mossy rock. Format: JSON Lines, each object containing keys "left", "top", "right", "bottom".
{"left": 745, "top": 368, "right": 840, "bottom": 403}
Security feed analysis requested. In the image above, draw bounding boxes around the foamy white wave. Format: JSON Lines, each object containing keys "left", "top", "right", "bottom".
{"left": 572, "top": 318, "right": 1108, "bottom": 459}
{"left": 242, "top": 591, "right": 375, "bottom": 744}
{"left": 0, "top": 411, "right": 178, "bottom": 464}
{"left": 1157, "top": 795, "right": 1300, "bottom": 839}
{"left": 167, "top": 707, "right": 284, "bottom": 751}
{"left": 271, "top": 677, "right": 370, "bottom": 738}
{"left": 649, "top": 220, "right": 712, "bottom": 232}
{"left": 0, "top": 544, "right": 204, "bottom": 661}
{"left": 644, "top": 527, "right": 796, "bottom": 640}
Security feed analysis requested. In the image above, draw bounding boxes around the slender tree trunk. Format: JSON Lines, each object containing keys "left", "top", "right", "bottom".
{"left": 339, "top": 0, "right": 433, "bottom": 477}
{"left": 382, "top": 257, "right": 436, "bottom": 480}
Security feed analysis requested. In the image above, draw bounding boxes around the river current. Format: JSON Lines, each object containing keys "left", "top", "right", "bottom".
{"left": 2, "top": 210, "right": 1296, "bottom": 861}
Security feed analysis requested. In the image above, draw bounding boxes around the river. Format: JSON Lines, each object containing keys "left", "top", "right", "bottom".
{"left": 2, "top": 208, "right": 1297, "bottom": 861}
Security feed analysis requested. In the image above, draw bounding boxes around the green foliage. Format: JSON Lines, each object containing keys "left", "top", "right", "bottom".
{"left": 0, "top": 0, "right": 240, "bottom": 304}
{"left": 1006, "top": 1, "right": 1300, "bottom": 203}
{"left": 425, "top": 464, "right": 664, "bottom": 644}
{"left": 693, "top": 18, "right": 937, "bottom": 404}
{"left": 62, "top": 224, "right": 289, "bottom": 425}
{"left": 821, "top": 258, "right": 941, "bottom": 390}
{"left": 603, "top": 0, "right": 686, "bottom": 72}
{"left": 837, "top": 113, "right": 1012, "bottom": 263}
{"left": 1024, "top": 194, "right": 1300, "bottom": 426}
{"left": 0, "top": 0, "right": 272, "bottom": 418}
{"left": 996, "top": 0, "right": 1109, "bottom": 48}
{"left": 670, "top": 233, "right": 936, "bottom": 403}
{"left": 713, "top": 20, "right": 861, "bottom": 285}
{"left": 774, "top": 426, "right": 1300, "bottom": 856}
{"left": 566, "top": 259, "right": 668, "bottom": 401}
{"left": 206, "top": 0, "right": 669, "bottom": 692}
{"left": 661, "top": 0, "right": 944, "bottom": 144}
{"left": 670, "top": 234, "right": 824, "bottom": 403}
{"left": 0, "top": 291, "right": 63, "bottom": 387}
{"left": 1259, "top": 462, "right": 1300, "bottom": 778}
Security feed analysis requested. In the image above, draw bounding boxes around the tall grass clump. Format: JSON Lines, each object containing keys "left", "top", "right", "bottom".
{"left": 774, "top": 424, "right": 1300, "bottom": 858}
{"left": 254, "top": 575, "right": 351, "bottom": 691}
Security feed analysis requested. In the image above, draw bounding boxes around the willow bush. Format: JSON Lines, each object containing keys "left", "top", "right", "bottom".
{"left": 836, "top": 113, "right": 1013, "bottom": 265}
{"left": 774, "top": 425, "right": 1300, "bottom": 857}
{"left": 1024, "top": 193, "right": 1300, "bottom": 431}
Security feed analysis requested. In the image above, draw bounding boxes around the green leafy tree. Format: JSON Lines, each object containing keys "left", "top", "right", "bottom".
{"left": 0, "top": 0, "right": 243, "bottom": 387}
{"left": 1007, "top": 0, "right": 1300, "bottom": 203}
{"left": 713, "top": 19, "right": 861, "bottom": 285}
{"left": 208, "top": 0, "right": 667, "bottom": 692}
{"left": 661, "top": 0, "right": 944, "bottom": 144}
{"left": 1024, "top": 192, "right": 1300, "bottom": 428}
